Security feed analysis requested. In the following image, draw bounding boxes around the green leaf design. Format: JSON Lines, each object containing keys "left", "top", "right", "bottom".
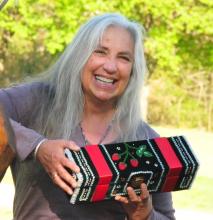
{"left": 143, "top": 151, "right": 153, "bottom": 157}
{"left": 136, "top": 145, "right": 147, "bottom": 157}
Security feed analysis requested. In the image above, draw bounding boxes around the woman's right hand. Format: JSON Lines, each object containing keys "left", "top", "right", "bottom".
{"left": 36, "top": 139, "right": 80, "bottom": 195}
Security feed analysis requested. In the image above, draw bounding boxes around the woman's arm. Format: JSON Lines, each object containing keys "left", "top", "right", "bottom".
{"left": 0, "top": 83, "right": 46, "bottom": 160}
{"left": 0, "top": 83, "right": 81, "bottom": 192}
{"left": 10, "top": 119, "right": 45, "bottom": 161}
{"left": 149, "top": 192, "right": 175, "bottom": 220}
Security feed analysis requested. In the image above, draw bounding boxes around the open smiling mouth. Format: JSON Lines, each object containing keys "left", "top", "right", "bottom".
{"left": 95, "top": 76, "right": 115, "bottom": 84}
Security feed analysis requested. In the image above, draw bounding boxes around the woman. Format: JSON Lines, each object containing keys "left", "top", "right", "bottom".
{"left": 0, "top": 13, "right": 175, "bottom": 219}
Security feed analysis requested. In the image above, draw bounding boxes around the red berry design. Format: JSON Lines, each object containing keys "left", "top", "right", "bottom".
{"left": 130, "top": 159, "right": 139, "bottom": 167}
{"left": 118, "top": 162, "right": 127, "bottom": 170}
{"left": 112, "top": 153, "right": 120, "bottom": 161}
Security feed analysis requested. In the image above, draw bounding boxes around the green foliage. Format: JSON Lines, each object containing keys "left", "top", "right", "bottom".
{"left": 0, "top": 0, "right": 212, "bottom": 130}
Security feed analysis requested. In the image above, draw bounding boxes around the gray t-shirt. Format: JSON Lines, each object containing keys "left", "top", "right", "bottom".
{"left": 0, "top": 83, "right": 175, "bottom": 220}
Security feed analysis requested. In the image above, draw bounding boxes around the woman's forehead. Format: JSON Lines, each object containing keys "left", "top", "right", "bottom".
{"left": 98, "top": 26, "right": 134, "bottom": 52}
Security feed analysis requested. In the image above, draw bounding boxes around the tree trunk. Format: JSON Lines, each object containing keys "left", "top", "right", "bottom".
{"left": 0, "top": 104, "right": 15, "bottom": 181}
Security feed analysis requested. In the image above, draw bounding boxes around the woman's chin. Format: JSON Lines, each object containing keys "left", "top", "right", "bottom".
{"left": 92, "top": 94, "right": 117, "bottom": 105}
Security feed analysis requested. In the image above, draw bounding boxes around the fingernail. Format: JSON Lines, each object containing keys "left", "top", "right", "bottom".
{"left": 76, "top": 181, "right": 81, "bottom": 187}
{"left": 71, "top": 142, "right": 80, "bottom": 150}
{"left": 75, "top": 167, "right": 80, "bottom": 173}
{"left": 68, "top": 189, "right": 73, "bottom": 195}
{"left": 72, "top": 182, "right": 77, "bottom": 188}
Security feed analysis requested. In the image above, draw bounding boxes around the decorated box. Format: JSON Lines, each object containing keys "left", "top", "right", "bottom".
{"left": 65, "top": 136, "right": 199, "bottom": 204}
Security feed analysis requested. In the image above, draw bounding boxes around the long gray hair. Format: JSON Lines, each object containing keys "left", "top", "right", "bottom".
{"left": 32, "top": 13, "right": 147, "bottom": 141}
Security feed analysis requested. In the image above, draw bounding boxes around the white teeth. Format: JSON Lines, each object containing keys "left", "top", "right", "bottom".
{"left": 95, "top": 76, "right": 114, "bottom": 83}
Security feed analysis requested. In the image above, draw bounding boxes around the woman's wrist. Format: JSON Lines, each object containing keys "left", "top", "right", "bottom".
{"left": 33, "top": 139, "right": 48, "bottom": 159}
{"left": 127, "top": 206, "right": 153, "bottom": 220}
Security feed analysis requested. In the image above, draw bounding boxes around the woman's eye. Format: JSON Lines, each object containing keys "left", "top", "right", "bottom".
{"left": 120, "top": 56, "right": 130, "bottom": 61}
{"left": 94, "top": 49, "right": 106, "bottom": 55}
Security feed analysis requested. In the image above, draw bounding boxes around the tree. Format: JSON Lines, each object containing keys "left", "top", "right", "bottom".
{"left": 0, "top": 0, "right": 212, "bottom": 130}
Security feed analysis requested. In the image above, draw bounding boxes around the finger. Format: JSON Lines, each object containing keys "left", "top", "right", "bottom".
{"left": 115, "top": 195, "right": 129, "bottom": 204}
{"left": 64, "top": 140, "right": 80, "bottom": 151}
{"left": 140, "top": 183, "right": 149, "bottom": 202}
{"left": 62, "top": 156, "right": 80, "bottom": 173}
{"left": 51, "top": 172, "right": 58, "bottom": 180}
{"left": 127, "top": 187, "right": 141, "bottom": 202}
{"left": 51, "top": 171, "right": 74, "bottom": 195}
{"left": 57, "top": 164, "right": 78, "bottom": 188}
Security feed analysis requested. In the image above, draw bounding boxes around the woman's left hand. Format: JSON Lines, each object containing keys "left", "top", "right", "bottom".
{"left": 115, "top": 183, "right": 152, "bottom": 220}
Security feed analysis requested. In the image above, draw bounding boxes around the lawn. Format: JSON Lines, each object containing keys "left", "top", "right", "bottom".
{"left": 173, "top": 175, "right": 213, "bottom": 212}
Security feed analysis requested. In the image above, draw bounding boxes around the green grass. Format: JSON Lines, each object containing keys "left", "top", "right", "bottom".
{"left": 0, "top": 209, "right": 13, "bottom": 220}
{"left": 0, "top": 170, "right": 13, "bottom": 220}
{"left": 173, "top": 176, "right": 213, "bottom": 212}
{"left": 1, "top": 169, "right": 13, "bottom": 184}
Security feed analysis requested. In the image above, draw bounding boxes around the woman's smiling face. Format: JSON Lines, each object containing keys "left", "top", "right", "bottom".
{"left": 81, "top": 25, "right": 134, "bottom": 106}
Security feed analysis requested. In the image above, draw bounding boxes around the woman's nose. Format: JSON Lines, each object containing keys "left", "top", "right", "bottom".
{"left": 103, "top": 58, "right": 117, "bottom": 73}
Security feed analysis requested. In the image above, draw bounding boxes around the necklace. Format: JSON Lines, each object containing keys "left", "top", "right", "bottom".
{"left": 80, "top": 121, "right": 113, "bottom": 145}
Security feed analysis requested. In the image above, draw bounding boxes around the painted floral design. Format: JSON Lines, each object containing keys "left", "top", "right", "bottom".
{"left": 111, "top": 143, "right": 153, "bottom": 171}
